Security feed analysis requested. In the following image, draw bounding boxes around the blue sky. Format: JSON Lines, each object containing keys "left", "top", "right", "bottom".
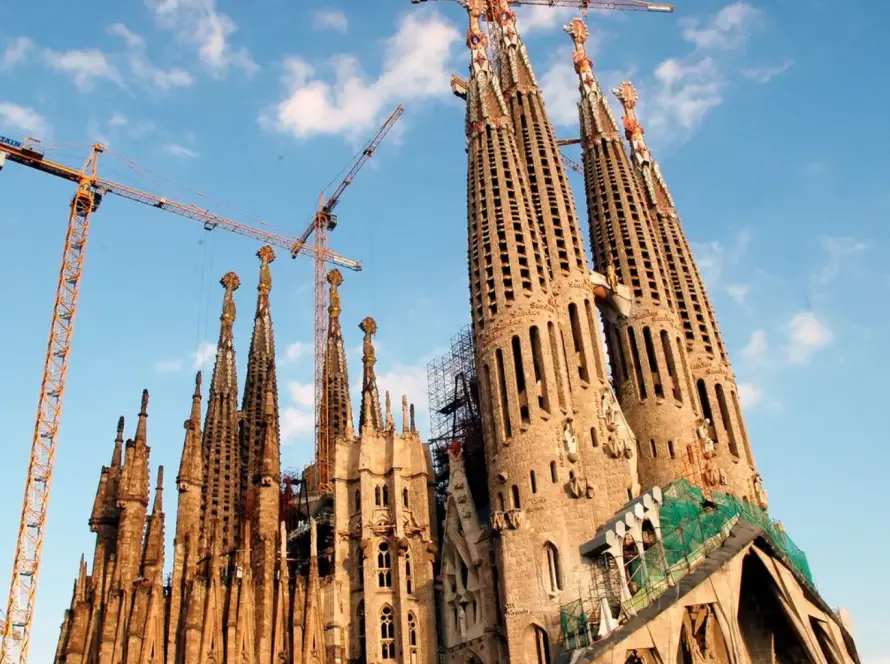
{"left": 0, "top": 0, "right": 887, "bottom": 661}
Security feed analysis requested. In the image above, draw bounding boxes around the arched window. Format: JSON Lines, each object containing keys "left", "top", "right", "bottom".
{"left": 511, "top": 485, "right": 521, "bottom": 509}
{"left": 380, "top": 605, "right": 396, "bottom": 659}
{"left": 550, "top": 461, "right": 558, "bottom": 483}
{"left": 545, "top": 542, "right": 562, "bottom": 593}
{"left": 355, "top": 488, "right": 361, "bottom": 511}
{"left": 356, "top": 544, "right": 365, "bottom": 588}
{"left": 403, "top": 487, "right": 410, "bottom": 507}
{"left": 375, "top": 486, "right": 382, "bottom": 506}
{"left": 357, "top": 601, "right": 366, "bottom": 659}
{"left": 382, "top": 485, "right": 390, "bottom": 506}
{"left": 408, "top": 611, "right": 418, "bottom": 647}
{"left": 534, "top": 625, "right": 551, "bottom": 664}
{"left": 377, "top": 542, "right": 392, "bottom": 588}
{"left": 405, "top": 550, "right": 414, "bottom": 594}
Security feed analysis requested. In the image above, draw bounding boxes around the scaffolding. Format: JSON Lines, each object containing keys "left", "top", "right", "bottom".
{"left": 559, "top": 480, "right": 815, "bottom": 652}
{"left": 426, "top": 325, "right": 487, "bottom": 521}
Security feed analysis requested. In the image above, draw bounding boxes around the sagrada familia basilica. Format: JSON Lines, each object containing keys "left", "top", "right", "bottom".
{"left": 53, "top": 1, "right": 861, "bottom": 663}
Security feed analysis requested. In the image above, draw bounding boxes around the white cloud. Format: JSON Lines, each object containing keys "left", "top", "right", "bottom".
{"left": 262, "top": 12, "right": 460, "bottom": 139}
{"left": 0, "top": 37, "right": 34, "bottom": 70}
{"left": 742, "top": 59, "right": 793, "bottom": 83}
{"left": 726, "top": 283, "right": 749, "bottom": 304}
{"left": 283, "top": 341, "right": 309, "bottom": 363}
{"left": 812, "top": 236, "right": 868, "bottom": 285}
{"left": 0, "top": 102, "right": 49, "bottom": 136}
{"left": 108, "top": 111, "right": 128, "bottom": 127}
{"left": 647, "top": 56, "right": 724, "bottom": 135}
{"left": 164, "top": 143, "right": 199, "bottom": 158}
{"left": 108, "top": 23, "right": 195, "bottom": 91}
{"left": 288, "top": 381, "right": 315, "bottom": 408}
{"left": 787, "top": 311, "right": 832, "bottom": 364}
{"left": 742, "top": 329, "right": 767, "bottom": 361}
{"left": 192, "top": 340, "right": 216, "bottom": 368}
{"left": 681, "top": 2, "right": 761, "bottom": 50}
{"left": 155, "top": 358, "right": 184, "bottom": 372}
{"left": 737, "top": 383, "right": 763, "bottom": 409}
{"left": 146, "top": 0, "right": 257, "bottom": 77}
{"left": 513, "top": 6, "right": 576, "bottom": 35}
{"left": 281, "top": 408, "right": 315, "bottom": 444}
{"left": 42, "top": 47, "right": 122, "bottom": 92}
{"left": 376, "top": 360, "right": 432, "bottom": 434}
{"left": 311, "top": 9, "right": 349, "bottom": 33}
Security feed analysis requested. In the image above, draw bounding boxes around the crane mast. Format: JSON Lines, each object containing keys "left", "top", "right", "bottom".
{"left": 292, "top": 105, "right": 404, "bottom": 495}
{"left": 411, "top": 0, "right": 674, "bottom": 11}
{"left": 0, "top": 138, "right": 360, "bottom": 664}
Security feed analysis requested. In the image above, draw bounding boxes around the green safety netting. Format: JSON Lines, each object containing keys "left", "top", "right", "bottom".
{"left": 559, "top": 480, "right": 814, "bottom": 651}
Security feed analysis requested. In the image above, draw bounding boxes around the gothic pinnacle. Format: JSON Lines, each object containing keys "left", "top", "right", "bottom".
{"left": 134, "top": 389, "right": 149, "bottom": 443}
{"left": 112, "top": 415, "right": 125, "bottom": 468}
{"left": 565, "top": 17, "right": 620, "bottom": 139}
{"left": 359, "top": 316, "right": 382, "bottom": 431}
{"left": 402, "top": 394, "right": 409, "bottom": 434}
{"left": 220, "top": 271, "right": 240, "bottom": 328}
{"left": 190, "top": 371, "right": 202, "bottom": 423}
{"left": 257, "top": 244, "right": 275, "bottom": 294}
{"left": 153, "top": 465, "right": 164, "bottom": 514}
{"left": 328, "top": 269, "right": 343, "bottom": 329}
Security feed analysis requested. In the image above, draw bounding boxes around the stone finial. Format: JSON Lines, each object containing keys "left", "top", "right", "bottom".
{"left": 384, "top": 391, "right": 395, "bottom": 431}
{"left": 135, "top": 389, "right": 149, "bottom": 442}
{"left": 257, "top": 245, "right": 276, "bottom": 294}
{"left": 565, "top": 18, "right": 592, "bottom": 73}
{"left": 220, "top": 271, "right": 241, "bottom": 325}
{"left": 112, "top": 416, "right": 125, "bottom": 467}
{"left": 402, "top": 395, "right": 409, "bottom": 434}
{"left": 359, "top": 316, "right": 378, "bottom": 367}
{"left": 327, "top": 269, "right": 344, "bottom": 323}
{"left": 153, "top": 466, "right": 164, "bottom": 512}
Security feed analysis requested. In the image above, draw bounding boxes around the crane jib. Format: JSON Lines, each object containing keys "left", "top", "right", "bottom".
{"left": 0, "top": 135, "right": 22, "bottom": 150}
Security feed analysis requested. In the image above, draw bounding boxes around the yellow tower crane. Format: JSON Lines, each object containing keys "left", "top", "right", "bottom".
{"left": 0, "top": 136, "right": 361, "bottom": 664}
{"left": 290, "top": 104, "right": 404, "bottom": 495}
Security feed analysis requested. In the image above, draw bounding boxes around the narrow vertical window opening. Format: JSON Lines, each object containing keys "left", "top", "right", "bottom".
{"left": 530, "top": 326, "right": 551, "bottom": 414}
{"left": 660, "top": 330, "right": 682, "bottom": 402}
{"left": 382, "top": 484, "right": 389, "bottom": 506}
{"left": 716, "top": 384, "right": 739, "bottom": 457}
{"left": 496, "top": 349, "right": 513, "bottom": 438}
{"left": 377, "top": 542, "right": 392, "bottom": 588}
{"left": 697, "top": 379, "right": 715, "bottom": 440}
{"left": 568, "top": 303, "right": 591, "bottom": 383}
{"left": 548, "top": 322, "right": 567, "bottom": 410}
{"left": 668, "top": 440, "right": 676, "bottom": 459}
{"left": 585, "top": 299, "right": 606, "bottom": 381}
{"left": 511, "top": 484, "right": 521, "bottom": 509}
{"left": 628, "top": 328, "right": 647, "bottom": 399}
{"left": 380, "top": 605, "right": 396, "bottom": 659}
{"left": 530, "top": 470, "right": 537, "bottom": 494}
{"left": 643, "top": 327, "right": 664, "bottom": 398}
{"left": 512, "top": 336, "right": 531, "bottom": 425}
{"left": 550, "top": 461, "right": 558, "bottom": 483}
{"left": 545, "top": 543, "right": 562, "bottom": 592}
{"left": 403, "top": 487, "right": 409, "bottom": 507}
{"left": 650, "top": 439, "right": 658, "bottom": 457}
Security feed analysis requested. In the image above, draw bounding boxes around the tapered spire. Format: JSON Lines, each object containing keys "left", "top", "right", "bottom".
{"left": 241, "top": 246, "right": 281, "bottom": 493}
{"left": 260, "top": 365, "right": 280, "bottom": 484}
{"left": 90, "top": 417, "right": 126, "bottom": 531}
{"left": 358, "top": 316, "right": 382, "bottom": 431}
{"left": 111, "top": 416, "right": 124, "bottom": 468}
{"left": 177, "top": 371, "right": 204, "bottom": 490}
{"left": 613, "top": 81, "right": 760, "bottom": 496}
{"left": 201, "top": 272, "right": 243, "bottom": 553}
{"left": 465, "top": 0, "right": 511, "bottom": 127}
{"left": 140, "top": 466, "right": 165, "bottom": 580}
{"left": 119, "top": 391, "right": 151, "bottom": 506}
{"left": 322, "top": 269, "right": 353, "bottom": 442}
{"left": 566, "top": 18, "right": 621, "bottom": 141}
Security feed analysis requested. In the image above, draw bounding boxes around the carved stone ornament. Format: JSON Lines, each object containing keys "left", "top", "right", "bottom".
{"left": 563, "top": 418, "right": 580, "bottom": 463}
{"left": 402, "top": 510, "right": 425, "bottom": 537}
{"left": 753, "top": 473, "right": 769, "bottom": 510}
{"left": 371, "top": 508, "right": 394, "bottom": 535}
{"left": 697, "top": 418, "right": 715, "bottom": 459}
{"left": 703, "top": 465, "right": 727, "bottom": 488}
{"left": 568, "top": 475, "right": 595, "bottom": 500}
{"left": 490, "top": 508, "right": 523, "bottom": 533}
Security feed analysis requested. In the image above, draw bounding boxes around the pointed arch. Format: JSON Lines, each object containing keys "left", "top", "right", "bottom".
{"left": 356, "top": 601, "right": 366, "bottom": 660}
{"left": 407, "top": 611, "right": 418, "bottom": 647}
{"left": 405, "top": 548, "right": 414, "bottom": 595}
{"left": 544, "top": 542, "right": 562, "bottom": 593}
{"left": 377, "top": 541, "right": 392, "bottom": 588}
{"left": 380, "top": 604, "right": 396, "bottom": 659}
{"left": 524, "top": 624, "right": 552, "bottom": 664}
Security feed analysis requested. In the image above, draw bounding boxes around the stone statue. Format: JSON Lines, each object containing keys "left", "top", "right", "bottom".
{"left": 697, "top": 418, "right": 715, "bottom": 459}
{"left": 563, "top": 417, "right": 579, "bottom": 462}
{"left": 753, "top": 473, "right": 768, "bottom": 510}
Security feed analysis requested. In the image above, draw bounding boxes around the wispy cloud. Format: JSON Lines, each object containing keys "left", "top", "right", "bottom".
{"left": 680, "top": 2, "right": 762, "bottom": 51}
{"left": 812, "top": 236, "right": 868, "bottom": 285}
{"left": 108, "top": 23, "right": 194, "bottom": 91}
{"left": 192, "top": 340, "right": 216, "bottom": 369}
{"left": 0, "top": 37, "right": 34, "bottom": 71}
{"left": 155, "top": 358, "right": 184, "bottom": 373}
{"left": 311, "top": 9, "right": 349, "bottom": 34}
{"left": 737, "top": 382, "right": 763, "bottom": 409}
{"left": 288, "top": 381, "right": 314, "bottom": 408}
{"left": 787, "top": 311, "right": 833, "bottom": 364}
{"left": 0, "top": 102, "right": 49, "bottom": 136}
{"left": 726, "top": 283, "right": 750, "bottom": 305}
{"left": 145, "top": 0, "right": 257, "bottom": 78}
{"left": 261, "top": 12, "right": 460, "bottom": 140}
{"left": 742, "top": 329, "right": 768, "bottom": 361}
{"left": 513, "top": 6, "right": 576, "bottom": 35}
{"left": 163, "top": 143, "right": 200, "bottom": 158}
{"left": 742, "top": 59, "right": 793, "bottom": 83}
{"left": 42, "top": 47, "right": 122, "bottom": 92}
{"left": 283, "top": 341, "right": 309, "bottom": 363}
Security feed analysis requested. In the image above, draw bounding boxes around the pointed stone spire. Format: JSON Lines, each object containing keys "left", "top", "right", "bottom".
{"left": 410, "top": 403, "right": 416, "bottom": 434}
{"left": 201, "top": 272, "right": 243, "bottom": 554}
{"left": 178, "top": 371, "right": 204, "bottom": 490}
{"left": 241, "top": 246, "right": 280, "bottom": 495}
{"left": 119, "top": 391, "right": 151, "bottom": 507}
{"left": 464, "top": 0, "right": 512, "bottom": 128}
{"left": 75, "top": 554, "right": 88, "bottom": 603}
{"left": 111, "top": 416, "right": 124, "bottom": 468}
{"left": 301, "top": 519, "right": 326, "bottom": 664}
{"left": 384, "top": 391, "right": 395, "bottom": 431}
{"left": 141, "top": 466, "right": 166, "bottom": 580}
{"left": 260, "top": 365, "right": 281, "bottom": 485}
{"left": 402, "top": 395, "right": 409, "bottom": 434}
{"left": 322, "top": 269, "right": 354, "bottom": 442}
{"left": 358, "top": 316, "right": 382, "bottom": 431}
{"left": 565, "top": 17, "right": 621, "bottom": 140}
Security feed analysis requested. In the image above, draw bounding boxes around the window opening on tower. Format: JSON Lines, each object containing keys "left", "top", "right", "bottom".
{"left": 697, "top": 380, "right": 715, "bottom": 440}
{"left": 628, "top": 328, "right": 647, "bottom": 399}
{"left": 512, "top": 336, "right": 531, "bottom": 425}
{"left": 530, "top": 326, "right": 551, "bottom": 414}
{"left": 547, "top": 322, "right": 567, "bottom": 410}
{"left": 643, "top": 327, "right": 664, "bottom": 398}
{"left": 716, "top": 384, "right": 739, "bottom": 458}
{"left": 569, "top": 303, "right": 590, "bottom": 384}
{"left": 496, "top": 349, "right": 512, "bottom": 439}
{"left": 660, "top": 330, "right": 682, "bottom": 402}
